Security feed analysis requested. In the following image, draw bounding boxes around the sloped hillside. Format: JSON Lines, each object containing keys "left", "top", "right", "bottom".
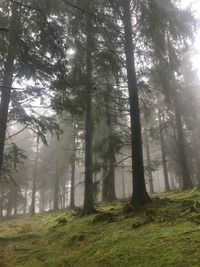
{"left": 0, "top": 189, "right": 200, "bottom": 267}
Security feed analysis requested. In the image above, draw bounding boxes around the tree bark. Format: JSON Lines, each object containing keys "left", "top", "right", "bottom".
{"left": 158, "top": 109, "right": 170, "bottom": 192}
{"left": 82, "top": 1, "right": 95, "bottom": 215}
{"left": 122, "top": 0, "right": 150, "bottom": 205}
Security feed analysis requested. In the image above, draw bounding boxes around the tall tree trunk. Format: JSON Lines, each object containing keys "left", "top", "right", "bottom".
{"left": 39, "top": 188, "right": 45, "bottom": 213}
{"left": 169, "top": 171, "right": 176, "bottom": 191}
{"left": 7, "top": 183, "right": 15, "bottom": 218}
{"left": 167, "top": 40, "right": 193, "bottom": 190}
{"left": 70, "top": 145, "right": 76, "bottom": 209}
{"left": 122, "top": 0, "right": 150, "bottom": 205}
{"left": 0, "top": 4, "right": 19, "bottom": 174}
{"left": 62, "top": 184, "right": 66, "bottom": 209}
{"left": 82, "top": 2, "right": 95, "bottom": 215}
{"left": 53, "top": 164, "right": 60, "bottom": 211}
{"left": 70, "top": 122, "right": 77, "bottom": 209}
{"left": 173, "top": 91, "right": 193, "bottom": 190}
{"left": 158, "top": 109, "right": 170, "bottom": 192}
{"left": 102, "top": 161, "right": 116, "bottom": 202}
{"left": 121, "top": 155, "right": 126, "bottom": 199}
{"left": 102, "top": 90, "right": 117, "bottom": 202}
{"left": 144, "top": 128, "right": 154, "bottom": 194}
{"left": 30, "top": 137, "right": 39, "bottom": 215}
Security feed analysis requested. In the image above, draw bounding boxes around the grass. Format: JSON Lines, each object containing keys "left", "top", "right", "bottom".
{"left": 0, "top": 189, "right": 200, "bottom": 267}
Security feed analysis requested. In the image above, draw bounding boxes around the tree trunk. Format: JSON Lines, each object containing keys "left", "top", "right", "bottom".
{"left": 62, "top": 184, "right": 66, "bottom": 209}
{"left": 82, "top": 2, "right": 95, "bottom": 215}
{"left": 0, "top": 185, "right": 5, "bottom": 219}
{"left": 192, "top": 129, "right": 200, "bottom": 185}
{"left": 121, "top": 155, "right": 126, "bottom": 199}
{"left": 169, "top": 171, "right": 176, "bottom": 191}
{"left": 70, "top": 152, "right": 76, "bottom": 209}
{"left": 7, "top": 183, "right": 15, "bottom": 218}
{"left": 23, "top": 186, "right": 27, "bottom": 214}
{"left": 173, "top": 91, "right": 193, "bottom": 190}
{"left": 167, "top": 40, "right": 193, "bottom": 190}
{"left": 70, "top": 123, "right": 77, "bottom": 209}
{"left": 0, "top": 5, "right": 19, "bottom": 173}
{"left": 144, "top": 128, "right": 154, "bottom": 194}
{"left": 102, "top": 160, "right": 116, "bottom": 202}
{"left": 102, "top": 89, "right": 117, "bottom": 202}
{"left": 30, "top": 137, "right": 39, "bottom": 215}
{"left": 39, "top": 188, "right": 45, "bottom": 213}
{"left": 158, "top": 109, "right": 170, "bottom": 192}
{"left": 53, "top": 164, "right": 60, "bottom": 211}
{"left": 13, "top": 186, "right": 18, "bottom": 216}
{"left": 122, "top": 0, "right": 150, "bottom": 206}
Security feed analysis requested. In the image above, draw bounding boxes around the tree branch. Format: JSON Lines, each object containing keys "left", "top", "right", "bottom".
{"left": 9, "top": 0, "right": 40, "bottom": 11}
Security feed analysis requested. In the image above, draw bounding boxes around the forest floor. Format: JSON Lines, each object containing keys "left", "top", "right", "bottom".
{"left": 0, "top": 189, "right": 200, "bottom": 267}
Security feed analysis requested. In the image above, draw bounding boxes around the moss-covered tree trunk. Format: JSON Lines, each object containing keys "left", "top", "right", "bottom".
{"left": 82, "top": 1, "right": 95, "bottom": 215}
{"left": 122, "top": 0, "right": 150, "bottom": 206}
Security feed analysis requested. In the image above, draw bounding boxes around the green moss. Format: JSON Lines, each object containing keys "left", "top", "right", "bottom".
{"left": 0, "top": 190, "right": 200, "bottom": 266}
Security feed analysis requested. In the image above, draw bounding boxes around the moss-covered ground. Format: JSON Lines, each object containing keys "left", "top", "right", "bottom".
{"left": 0, "top": 188, "right": 200, "bottom": 267}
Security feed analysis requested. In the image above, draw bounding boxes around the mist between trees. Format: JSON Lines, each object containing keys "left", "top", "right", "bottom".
{"left": 0, "top": 0, "right": 199, "bottom": 218}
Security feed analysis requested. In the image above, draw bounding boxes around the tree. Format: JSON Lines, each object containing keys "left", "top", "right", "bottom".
{"left": 0, "top": 3, "right": 19, "bottom": 173}
{"left": 82, "top": 1, "right": 96, "bottom": 215}
{"left": 121, "top": 0, "right": 151, "bottom": 205}
{"left": 0, "top": 0, "right": 66, "bottom": 176}
{"left": 157, "top": 107, "right": 171, "bottom": 192}
{"left": 30, "top": 137, "right": 39, "bottom": 215}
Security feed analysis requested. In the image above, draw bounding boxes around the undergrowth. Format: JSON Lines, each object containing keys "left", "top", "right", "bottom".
{"left": 0, "top": 188, "right": 200, "bottom": 267}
